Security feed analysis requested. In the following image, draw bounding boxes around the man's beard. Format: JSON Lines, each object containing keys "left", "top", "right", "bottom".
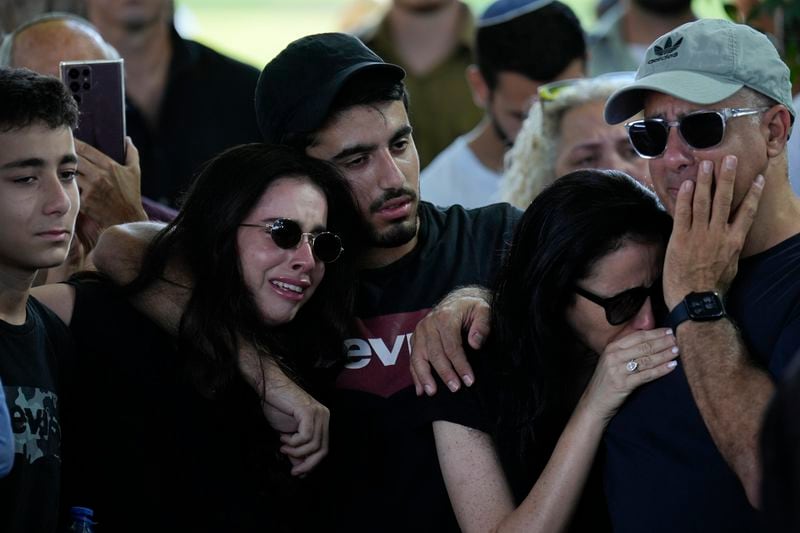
{"left": 367, "top": 218, "right": 418, "bottom": 248}
{"left": 366, "top": 187, "right": 419, "bottom": 248}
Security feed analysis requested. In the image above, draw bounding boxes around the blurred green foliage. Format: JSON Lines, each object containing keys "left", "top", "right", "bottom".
{"left": 731, "top": 0, "right": 800, "bottom": 87}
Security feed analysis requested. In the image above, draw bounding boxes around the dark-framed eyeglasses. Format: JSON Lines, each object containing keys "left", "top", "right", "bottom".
{"left": 574, "top": 279, "right": 661, "bottom": 326}
{"left": 625, "top": 107, "right": 769, "bottom": 159}
{"left": 240, "top": 217, "right": 343, "bottom": 263}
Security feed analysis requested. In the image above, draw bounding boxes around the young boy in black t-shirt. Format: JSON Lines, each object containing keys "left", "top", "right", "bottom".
{"left": 0, "top": 67, "right": 80, "bottom": 533}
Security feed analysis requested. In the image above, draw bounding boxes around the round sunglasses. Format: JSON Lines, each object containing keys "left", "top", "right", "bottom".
{"left": 575, "top": 279, "right": 662, "bottom": 326}
{"left": 240, "top": 218, "right": 343, "bottom": 263}
{"left": 625, "top": 107, "right": 769, "bottom": 159}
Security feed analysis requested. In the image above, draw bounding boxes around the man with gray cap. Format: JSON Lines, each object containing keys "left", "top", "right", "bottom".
{"left": 602, "top": 18, "right": 800, "bottom": 532}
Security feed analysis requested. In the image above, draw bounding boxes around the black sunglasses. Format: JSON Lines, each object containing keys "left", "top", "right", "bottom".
{"left": 240, "top": 218, "right": 343, "bottom": 263}
{"left": 625, "top": 107, "right": 768, "bottom": 159}
{"left": 575, "top": 279, "right": 662, "bottom": 326}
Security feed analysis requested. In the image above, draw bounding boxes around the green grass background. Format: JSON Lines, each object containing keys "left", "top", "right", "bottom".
{"left": 175, "top": 0, "right": 729, "bottom": 68}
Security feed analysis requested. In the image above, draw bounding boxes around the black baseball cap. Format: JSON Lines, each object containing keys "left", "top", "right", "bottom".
{"left": 255, "top": 32, "right": 406, "bottom": 145}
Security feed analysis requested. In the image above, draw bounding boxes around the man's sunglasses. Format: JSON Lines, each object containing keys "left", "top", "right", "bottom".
{"left": 625, "top": 107, "right": 769, "bottom": 159}
{"left": 575, "top": 279, "right": 662, "bottom": 326}
{"left": 240, "top": 218, "right": 343, "bottom": 263}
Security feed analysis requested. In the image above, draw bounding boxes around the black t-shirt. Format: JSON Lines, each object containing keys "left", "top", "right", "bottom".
{"left": 325, "top": 201, "right": 520, "bottom": 532}
{"left": 63, "top": 278, "right": 308, "bottom": 532}
{"left": 605, "top": 232, "right": 800, "bottom": 532}
{"left": 128, "top": 27, "right": 262, "bottom": 208}
{"left": 0, "top": 297, "right": 73, "bottom": 533}
{"left": 466, "top": 342, "right": 612, "bottom": 533}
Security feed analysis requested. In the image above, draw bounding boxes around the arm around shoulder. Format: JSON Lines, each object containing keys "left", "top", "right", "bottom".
{"left": 91, "top": 221, "right": 165, "bottom": 286}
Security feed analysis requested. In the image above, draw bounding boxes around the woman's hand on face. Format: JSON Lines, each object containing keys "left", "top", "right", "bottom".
{"left": 582, "top": 327, "right": 679, "bottom": 423}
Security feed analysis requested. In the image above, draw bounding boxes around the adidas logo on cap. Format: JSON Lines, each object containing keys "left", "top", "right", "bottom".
{"left": 648, "top": 35, "right": 683, "bottom": 64}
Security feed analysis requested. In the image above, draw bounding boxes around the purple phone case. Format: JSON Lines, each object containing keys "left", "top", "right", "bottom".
{"left": 60, "top": 59, "right": 127, "bottom": 164}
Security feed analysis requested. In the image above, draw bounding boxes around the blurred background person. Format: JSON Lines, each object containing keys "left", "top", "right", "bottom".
{"left": 85, "top": 0, "right": 261, "bottom": 208}
{"left": 0, "top": 0, "right": 84, "bottom": 34}
{"left": 502, "top": 73, "right": 650, "bottom": 208}
{"left": 587, "top": 0, "right": 696, "bottom": 75}
{"left": 421, "top": 0, "right": 586, "bottom": 208}
{"left": 355, "top": 0, "right": 482, "bottom": 168}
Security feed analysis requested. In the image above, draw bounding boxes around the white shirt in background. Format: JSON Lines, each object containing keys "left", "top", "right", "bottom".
{"left": 421, "top": 135, "right": 503, "bottom": 208}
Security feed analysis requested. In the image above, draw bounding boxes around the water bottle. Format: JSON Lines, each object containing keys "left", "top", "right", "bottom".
{"left": 67, "top": 506, "right": 95, "bottom": 532}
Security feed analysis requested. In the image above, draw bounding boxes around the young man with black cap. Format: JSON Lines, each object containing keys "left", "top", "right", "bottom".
{"left": 599, "top": 19, "right": 800, "bottom": 532}
{"left": 95, "top": 32, "right": 520, "bottom": 531}
{"left": 256, "top": 32, "right": 519, "bottom": 532}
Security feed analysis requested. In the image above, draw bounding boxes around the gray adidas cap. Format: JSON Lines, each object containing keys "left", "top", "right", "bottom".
{"left": 604, "top": 18, "right": 795, "bottom": 124}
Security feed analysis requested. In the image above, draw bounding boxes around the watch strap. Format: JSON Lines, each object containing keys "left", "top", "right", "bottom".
{"left": 667, "top": 291, "right": 726, "bottom": 331}
{"left": 667, "top": 300, "right": 691, "bottom": 331}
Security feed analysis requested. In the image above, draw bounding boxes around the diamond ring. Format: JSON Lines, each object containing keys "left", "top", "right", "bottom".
{"left": 626, "top": 359, "right": 639, "bottom": 373}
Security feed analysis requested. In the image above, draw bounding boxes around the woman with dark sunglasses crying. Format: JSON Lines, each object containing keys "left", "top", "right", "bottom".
{"left": 432, "top": 169, "right": 678, "bottom": 532}
{"left": 61, "top": 143, "right": 363, "bottom": 531}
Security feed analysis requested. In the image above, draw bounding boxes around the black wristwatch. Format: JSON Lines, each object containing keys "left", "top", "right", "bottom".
{"left": 667, "top": 291, "right": 727, "bottom": 331}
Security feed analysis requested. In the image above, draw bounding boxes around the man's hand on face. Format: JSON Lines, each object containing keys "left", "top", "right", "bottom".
{"left": 662, "top": 155, "right": 765, "bottom": 310}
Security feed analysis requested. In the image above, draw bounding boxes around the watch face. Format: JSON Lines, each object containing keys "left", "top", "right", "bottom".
{"left": 687, "top": 292, "right": 725, "bottom": 320}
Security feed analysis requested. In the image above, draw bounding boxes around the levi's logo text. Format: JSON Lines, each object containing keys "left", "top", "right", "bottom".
{"left": 5, "top": 386, "right": 61, "bottom": 464}
{"left": 336, "top": 309, "right": 431, "bottom": 398}
{"left": 648, "top": 35, "right": 683, "bottom": 64}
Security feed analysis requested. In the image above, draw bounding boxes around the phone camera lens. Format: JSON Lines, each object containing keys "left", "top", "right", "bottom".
{"left": 82, "top": 68, "right": 90, "bottom": 77}
{"left": 70, "top": 81, "right": 80, "bottom": 92}
{"left": 83, "top": 82, "right": 91, "bottom": 90}
{"left": 68, "top": 68, "right": 80, "bottom": 79}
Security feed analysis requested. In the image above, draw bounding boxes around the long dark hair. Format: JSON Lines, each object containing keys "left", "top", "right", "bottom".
{"left": 127, "top": 143, "right": 362, "bottom": 397}
{"left": 480, "top": 169, "right": 672, "bottom": 497}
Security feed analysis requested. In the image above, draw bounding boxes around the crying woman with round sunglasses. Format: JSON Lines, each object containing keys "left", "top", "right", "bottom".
{"left": 431, "top": 169, "right": 678, "bottom": 532}
{"left": 47, "top": 144, "right": 363, "bottom": 530}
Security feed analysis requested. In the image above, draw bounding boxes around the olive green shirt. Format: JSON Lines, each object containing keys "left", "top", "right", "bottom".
{"left": 360, "top": 3, "right": 483, "bottom": 169}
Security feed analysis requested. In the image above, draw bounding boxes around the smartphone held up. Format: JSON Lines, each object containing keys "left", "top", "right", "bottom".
{"left": 60, "top": 58, "right": 126, "bottom": 164}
